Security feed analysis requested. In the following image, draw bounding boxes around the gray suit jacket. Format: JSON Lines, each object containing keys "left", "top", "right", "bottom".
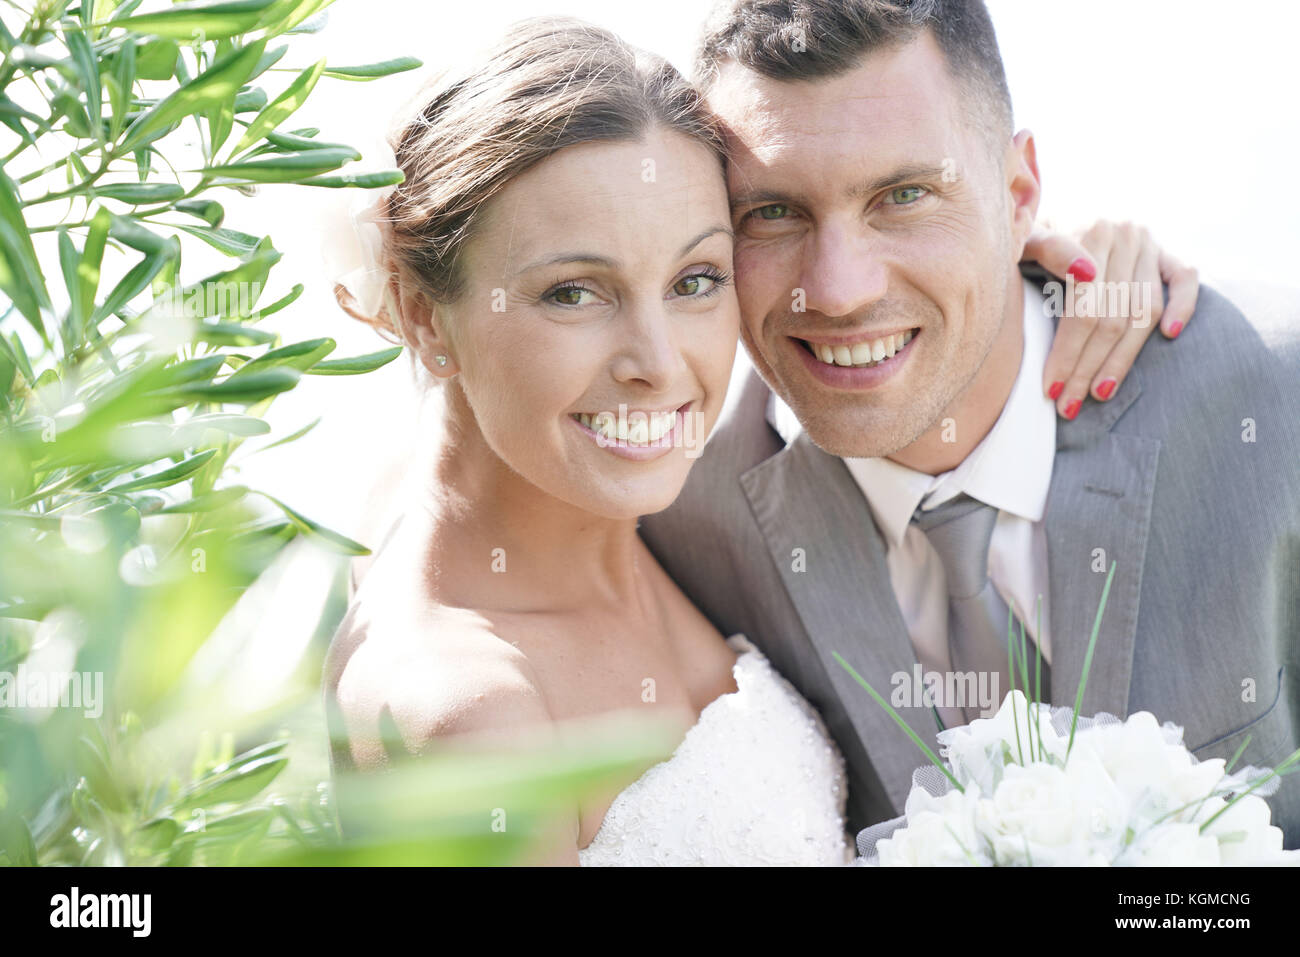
{"left": 639, "top": 273, "right": 1300, "bottom": 847}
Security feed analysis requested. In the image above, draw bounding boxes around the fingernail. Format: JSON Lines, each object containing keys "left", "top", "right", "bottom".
{"left": 1067, "top": 257, "right": 1097, "bottom": 283}
{"left": 1167, "top": 320, "right": 1183, "bottom": 338}
{"left": 1048, "top": 380, "right": 1065, "bottom": 400}
{"left": 1096, "top": 378, "right": 1117, "bottom": 400}
{"left": 1064, "top": 399, "right": 1082, "bottom": 420}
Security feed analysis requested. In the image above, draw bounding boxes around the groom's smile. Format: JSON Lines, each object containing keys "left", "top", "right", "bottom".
{"left": 703, "top": 29, "right": 1041, "bottom": 469}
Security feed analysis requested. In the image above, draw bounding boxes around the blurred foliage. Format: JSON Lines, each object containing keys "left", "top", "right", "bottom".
{"left": 0, "top": 0, "right": 673, "bottom": 867}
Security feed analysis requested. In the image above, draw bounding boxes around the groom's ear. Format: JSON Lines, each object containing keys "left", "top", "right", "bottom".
{"left": 1004, "top": 128, "right": 1042, "bottom": 259}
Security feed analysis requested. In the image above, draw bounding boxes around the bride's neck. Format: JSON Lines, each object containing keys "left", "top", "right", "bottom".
{"left": 416, "top": 384, "right": 650, "bottom": 615}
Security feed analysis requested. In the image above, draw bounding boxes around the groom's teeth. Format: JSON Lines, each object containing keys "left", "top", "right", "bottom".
{"left": 572, "top": 409, "right": 676, "bottom": 445}
{"left": 807, "top": 330, "right": 916, "bottom": 368}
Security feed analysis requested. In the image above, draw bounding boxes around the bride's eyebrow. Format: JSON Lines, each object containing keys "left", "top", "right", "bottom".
{"left": 508, "top": 226, "right": 732, "bottom": 279}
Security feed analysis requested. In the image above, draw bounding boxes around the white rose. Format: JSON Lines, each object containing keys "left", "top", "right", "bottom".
{"left": 1117, "top": 821, "right": 1221, "bottom": 866}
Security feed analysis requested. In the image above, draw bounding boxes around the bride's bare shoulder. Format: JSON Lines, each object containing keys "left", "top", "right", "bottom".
{"left": 325, "top": 573, "right": 553, "bottom": 770}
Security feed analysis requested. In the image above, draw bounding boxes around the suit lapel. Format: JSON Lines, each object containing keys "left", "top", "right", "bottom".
{"left": 740, "top": 430, "right": 937, "bottom": 812}
{"left": 1043, "top": 367, "right": 1161, "bottom": 719}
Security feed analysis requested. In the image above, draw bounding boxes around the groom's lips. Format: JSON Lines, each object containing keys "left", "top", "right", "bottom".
{"left": 789, "top": 329, "right": 919, "bottom": 390}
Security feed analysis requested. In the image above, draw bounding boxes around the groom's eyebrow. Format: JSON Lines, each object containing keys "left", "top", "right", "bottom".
{"left": 730, "top": 163, "right": 950, "bottom": 210}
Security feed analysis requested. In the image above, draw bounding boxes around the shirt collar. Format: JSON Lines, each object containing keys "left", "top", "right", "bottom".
{"left": 766, "top": 277, "right": 1058, "bottom": 547}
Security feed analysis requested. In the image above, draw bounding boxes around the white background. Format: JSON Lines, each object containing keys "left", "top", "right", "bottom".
{"left": 228, "top": 0, "right": 1300, "bottom": 545}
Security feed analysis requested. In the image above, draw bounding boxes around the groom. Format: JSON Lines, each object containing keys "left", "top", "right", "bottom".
{"left": 639, "top": 0, "right": 1300, "bottom": 846}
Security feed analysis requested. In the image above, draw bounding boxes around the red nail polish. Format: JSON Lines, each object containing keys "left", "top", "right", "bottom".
{"left": 1067, "top": 257, "right": 1097, "bottom": 283}
{"left": 1064, "top": 399, "right": 1082, "bottom": 420}
{"left": 1096, "top": 378, "right": 1116, "bottom": 400}
{"left": 1168, "top": 321, "right": 1183, "bottom": 338}
{"left": 1048, "top": 380, "right": 1064, "bottom": 400}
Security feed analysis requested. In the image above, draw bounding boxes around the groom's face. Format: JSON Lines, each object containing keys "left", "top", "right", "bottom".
{"left": 707, "top": 32, "right": 1034, "bottom": 458}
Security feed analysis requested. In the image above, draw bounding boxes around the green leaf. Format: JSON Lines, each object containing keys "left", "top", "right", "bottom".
{"left": 95, "top": 181, "right": 186, "bottom": 203}
{"left": 154, "top": 366, "right": 300, "bottom": 403}
{"left": 231, "top": 337, "right": 334, "bottom": 378}
{"left": 298, "top": 169, "right": 403, "bottom": 189}
{"left": 118, "top": 37, "right": 268, "bottom": 154}
{"left": 247, "top": 281, "right": 301, "bottom": 320}
{"left": 175, "top": 754, "right": 288, "bottom": 810}
{"left": 108, "top": 31, "right": 135, "bottom": 140}
{"left": 173, "top": 222, "right": 259, "bottom": 257}
{"left": 90, "top": 237, "right": 179, "bottom": 324}
{"left": 179, "top": 412, "right": 270, "bottom": 436}
{"left": 200, "top": 145, "right": 358, "bottom": 183}
{"left": 172, "top": 198, "right": 225, "bottom": 226}
{"left": 191, "top": 322, "right": 277, "bottom": 346}
{"left": 134, "top": 37, "right": 179, "bottom": 81}
{"left": 262, "top": 492, "right": 369, "bottom": 555}
{"left": 321, "top": 56, "right": 422, "bottom": 81}
{"left": 232, "top": 87, "right": 268, "bottom": 114}
{"left": 105, "top": 0, "right": 282, "bottom": 41}
{"left": 263, "top": 128, "right": 346, "bottom": 151}
{"left": 230, "top": 57, "right": 325, "bottom": 156}
{"left": 257, "top": 414, "right": 318, "bottom": 451}
{"left": 107, "top": 448, "right": 218, "bottom": 492}
{"left": 76, "top": 206, "right": 111, "bottom": 331}
{"left": 64, "top": 27, "right": 102, "bottom": 140}
{"left": 306, "top": 345, "right": 402, "bottom": 375}
{"left": 156, "top": 484, "right": 249, "bottom": 513}
{"left": 0, "top": 169, "right": 53, "bottom": 346}
{"left": 256, "top": 0, "right": 336, "bottom": 38}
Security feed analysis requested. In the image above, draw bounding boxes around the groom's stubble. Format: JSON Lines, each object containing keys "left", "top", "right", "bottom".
{"left": 704, "top": 31, "right": 1037, "bottom": 474}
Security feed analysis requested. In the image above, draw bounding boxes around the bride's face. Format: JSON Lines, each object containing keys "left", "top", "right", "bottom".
{"left": 437, "top": 129, "right": 739, "bottom": 519}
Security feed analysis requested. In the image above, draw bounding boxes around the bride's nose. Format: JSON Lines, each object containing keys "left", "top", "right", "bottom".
{"left": 609, "top": 300, "right": 686, "bottom": 390}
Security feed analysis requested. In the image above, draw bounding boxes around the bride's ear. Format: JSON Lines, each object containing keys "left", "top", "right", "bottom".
{"left": 392, "top": 274, "right": 460, "bottom": 379}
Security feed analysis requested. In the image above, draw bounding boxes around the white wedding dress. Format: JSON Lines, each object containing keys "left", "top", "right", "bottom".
{"left": 578, "top": 634, "right": 857, "bottom": 866}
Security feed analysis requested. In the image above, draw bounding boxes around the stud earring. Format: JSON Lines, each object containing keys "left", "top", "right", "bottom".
{"left": 434, "top": 355, "right": 448, "bottom": 367}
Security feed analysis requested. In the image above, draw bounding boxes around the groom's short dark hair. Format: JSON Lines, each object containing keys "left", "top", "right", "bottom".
{"left": 695, "top": 0, "right": 1013, "bottom": 145}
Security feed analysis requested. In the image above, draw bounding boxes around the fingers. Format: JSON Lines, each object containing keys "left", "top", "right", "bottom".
{"left": 1022, "top": 224, "right": 1098, "bottom": 284}
{"left": 1158, "top": 249, "right": 1199, "bottom": 338}
{"left": 1043, "top": 222, "right": 1154, "bottom": 418}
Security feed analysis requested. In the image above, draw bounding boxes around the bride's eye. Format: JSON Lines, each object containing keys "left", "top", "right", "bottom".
{"left": 670, "top": 266, "right": 732, "bottom": 299}
{"left": 545, "top": 283, "right": 598, "bottom": 307}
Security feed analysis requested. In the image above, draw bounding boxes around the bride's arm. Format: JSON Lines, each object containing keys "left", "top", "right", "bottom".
{"left": 327, "top": 605, "right": 582, "bottom": 866}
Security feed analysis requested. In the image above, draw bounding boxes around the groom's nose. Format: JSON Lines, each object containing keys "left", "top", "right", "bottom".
{"left": 796, "top": 222, "right": 889, "bottom": 321}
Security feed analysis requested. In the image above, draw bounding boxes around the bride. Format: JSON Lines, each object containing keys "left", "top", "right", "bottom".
{"left": 323, "top": 16, "right": 1198, "bottom": 866}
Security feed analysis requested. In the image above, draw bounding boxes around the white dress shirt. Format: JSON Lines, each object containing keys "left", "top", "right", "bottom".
{"left": 766, "top": 277, "right": 1057, "bottom": 674}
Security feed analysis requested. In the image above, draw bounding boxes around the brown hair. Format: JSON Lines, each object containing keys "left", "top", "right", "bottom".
{"left": 341, "top": 17, "right": 728, "bottom": 343}
{"left": 694, "top": 0, "right": 1013, "bottom": 144}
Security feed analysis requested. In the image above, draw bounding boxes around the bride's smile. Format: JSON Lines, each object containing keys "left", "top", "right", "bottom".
{"left": 408, "top": 131, "right": 738, "bottom": 518}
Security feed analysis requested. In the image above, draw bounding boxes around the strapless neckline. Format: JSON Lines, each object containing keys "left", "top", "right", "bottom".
{"left": 577, "top": 633, "right": 854, "bottom": 866}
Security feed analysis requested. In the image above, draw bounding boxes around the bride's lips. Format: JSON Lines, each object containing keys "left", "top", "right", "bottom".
{"left": 568, "top": 401, "right": 692, "bottom": 462}
{"left": 791, "top": 328, "right": 919, "bottom": 390}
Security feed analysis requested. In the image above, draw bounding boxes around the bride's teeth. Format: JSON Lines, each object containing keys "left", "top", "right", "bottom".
{"left": 593, "top": 411, "right": 617, "bottom": 440}
{"left": 903, "top": 330, "right": 914, "bottom": 344}
{"left": 580, "top": 413, "right": 592, "bottom": 428}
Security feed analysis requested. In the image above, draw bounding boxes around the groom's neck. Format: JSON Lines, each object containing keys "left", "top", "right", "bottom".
{"left": 886, "top": 271, "right": 1025, "bottom": 476}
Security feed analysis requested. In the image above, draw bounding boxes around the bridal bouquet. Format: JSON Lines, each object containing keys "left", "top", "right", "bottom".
{"left": 838, "top": 564, "right": 1300, "bottom": 866}
{"left": 856, "top": 691, "right": 1299, "bottom": 866}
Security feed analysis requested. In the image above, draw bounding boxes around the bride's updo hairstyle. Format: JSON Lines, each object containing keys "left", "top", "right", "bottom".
{"left": 341, "top": 16, "right": 728, "bottom": 347}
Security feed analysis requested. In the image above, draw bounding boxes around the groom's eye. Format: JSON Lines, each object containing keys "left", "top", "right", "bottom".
{"left": 753, "top": 204, "right": 789, "bottom": 221}
{"left": 884, "top": 185, "right": 929, "bottom": 206}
